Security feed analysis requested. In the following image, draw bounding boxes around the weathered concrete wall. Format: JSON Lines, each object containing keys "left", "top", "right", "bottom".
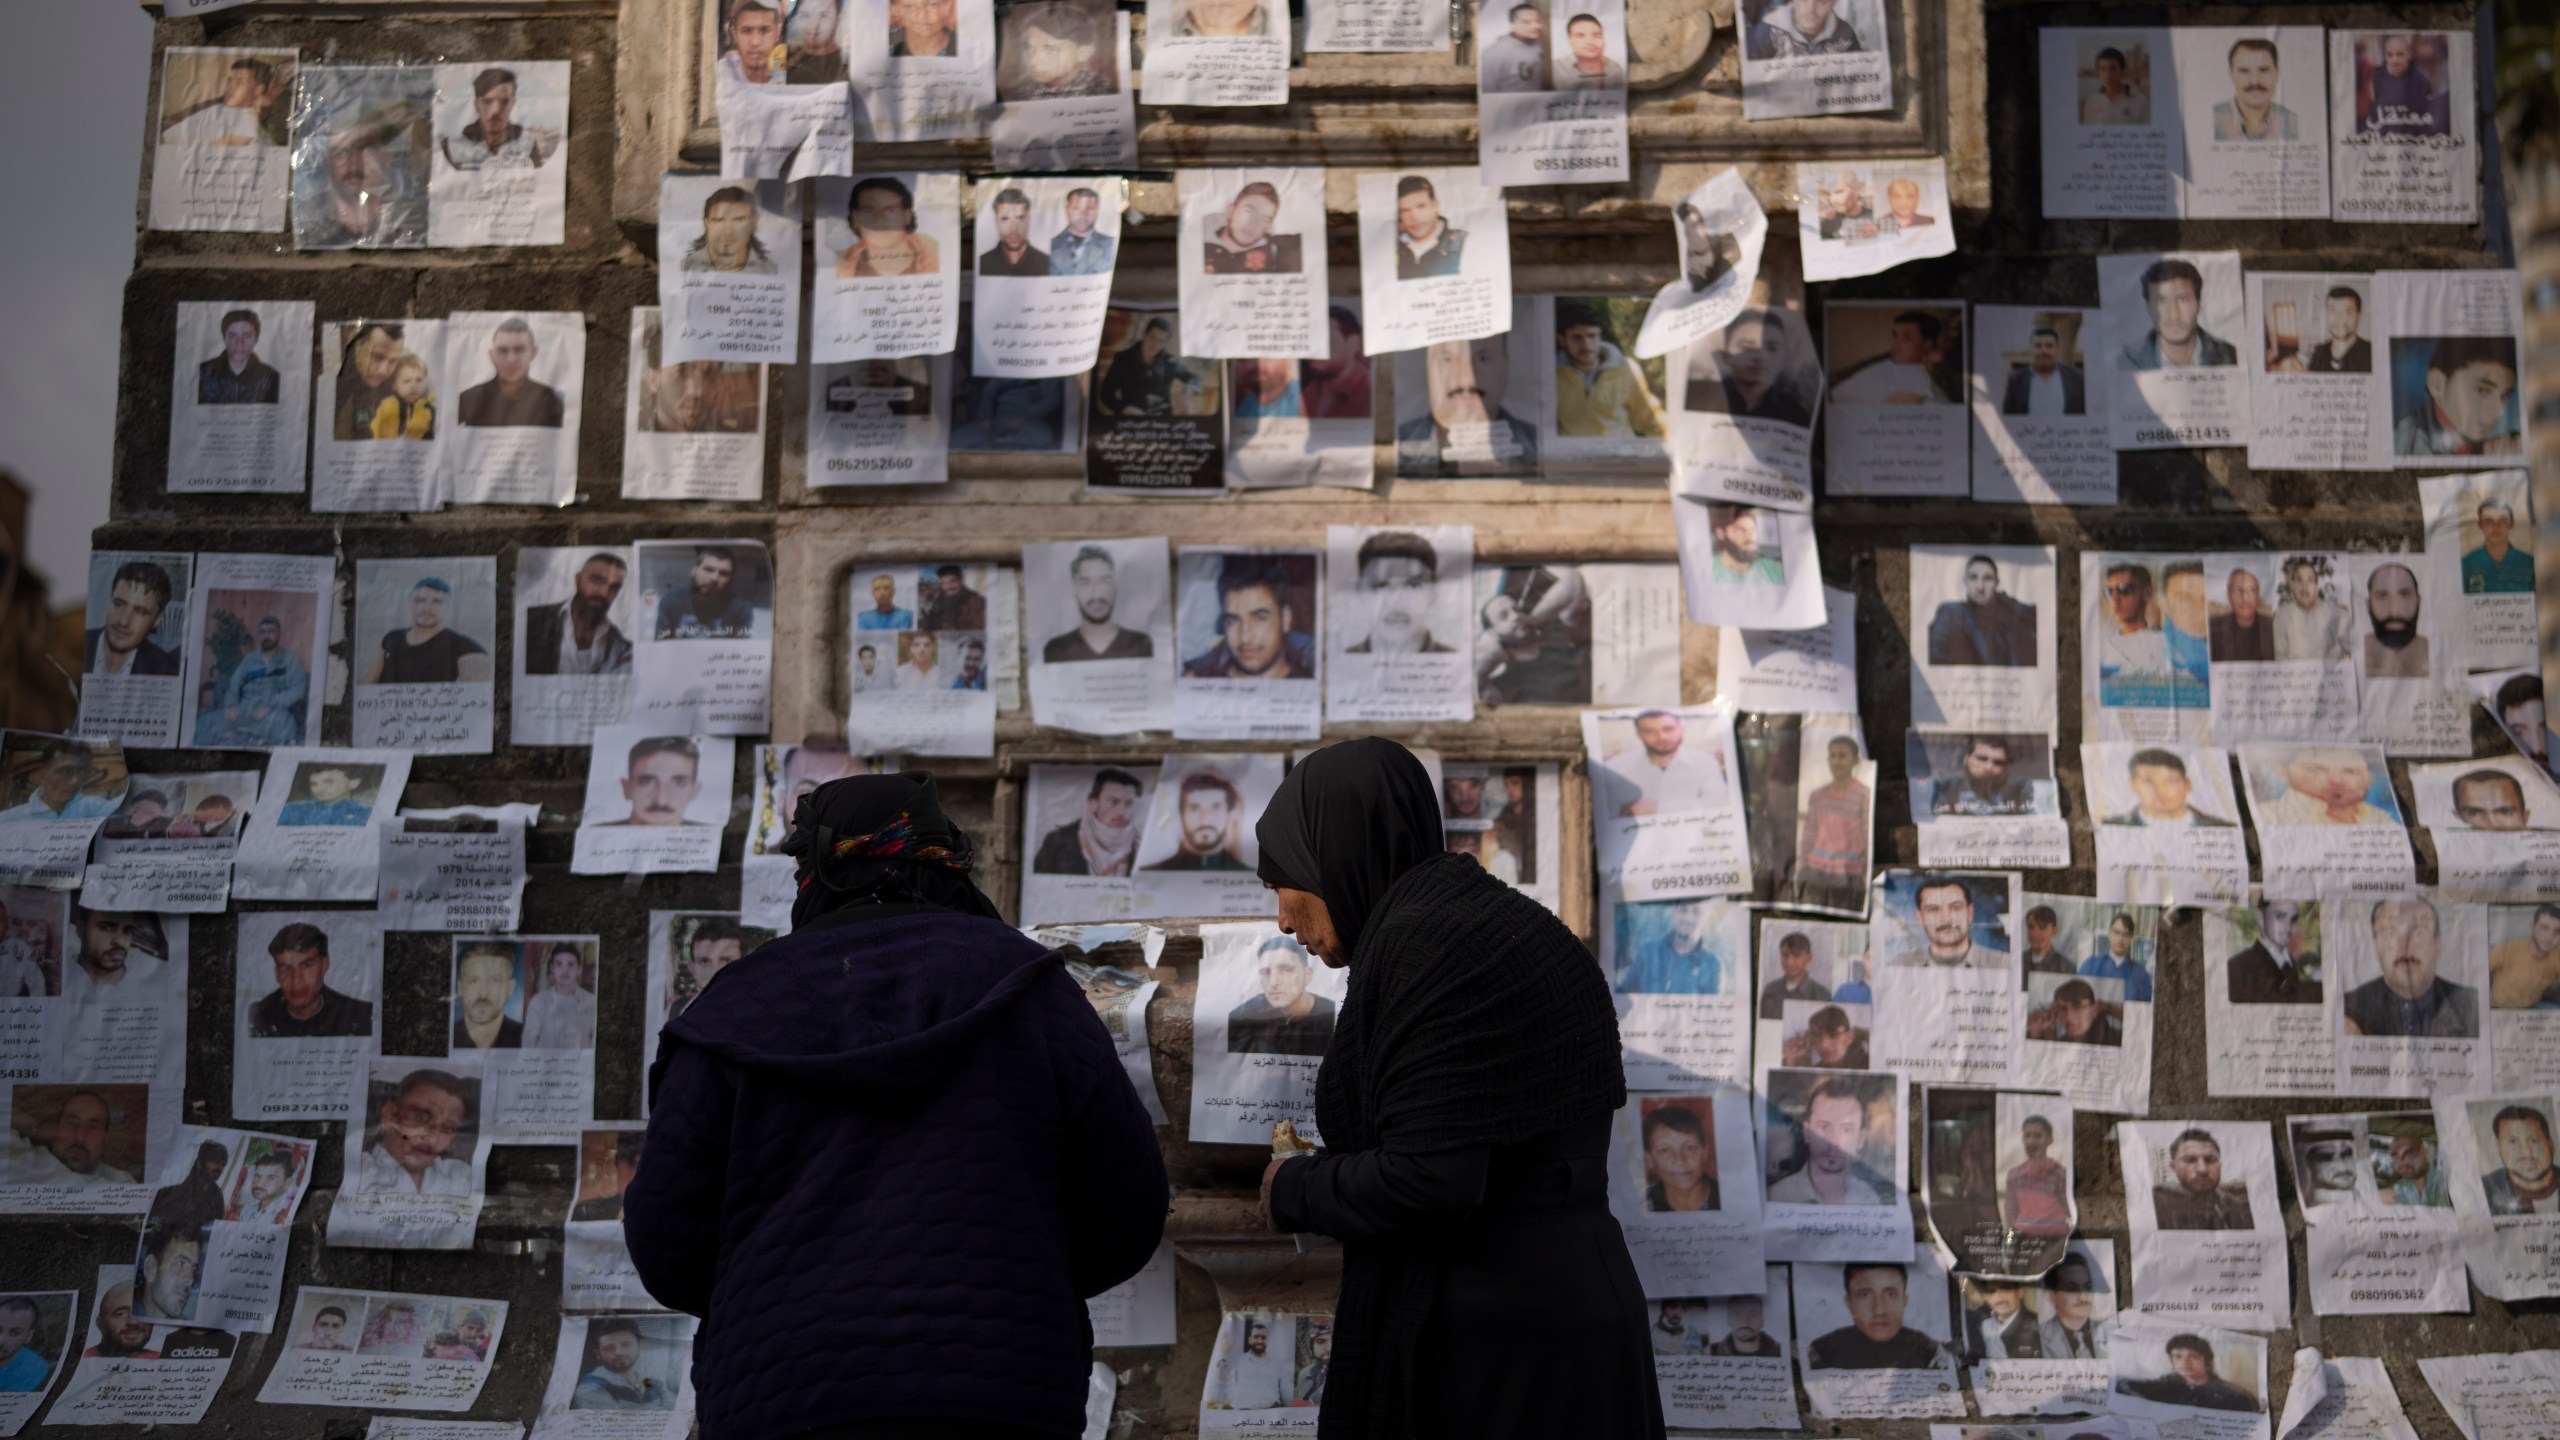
{"left": 50, "top": 0, "right": 2550, "bottom": 1434}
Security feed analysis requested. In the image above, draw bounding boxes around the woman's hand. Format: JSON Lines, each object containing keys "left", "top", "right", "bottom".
{"left": 1258, "top": 1154, "right": 1294, "bottom": 1233}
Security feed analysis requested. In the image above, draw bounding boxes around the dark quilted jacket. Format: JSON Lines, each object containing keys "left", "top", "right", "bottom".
{"left": 624, "top": 907, "right": 1170, "bottom": 1440}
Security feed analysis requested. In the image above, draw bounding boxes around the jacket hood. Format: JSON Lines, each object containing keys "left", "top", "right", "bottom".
{"left": 656, "top": 910, "right": 1063, "bottom": 1106}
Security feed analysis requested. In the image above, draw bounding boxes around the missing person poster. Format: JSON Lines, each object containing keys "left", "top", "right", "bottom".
{"left": 2106, "top": 1313, "right": 2271, "bottom": 1439}
{"left": 1643, "top": 1270, "right": 1798, "bottom": 1430}
{"left": 1583, "top": 704, "right": 1754, "bottom": 903}
{"left": 1741, "top": 0, "right": 1888, "bottom": 118}
{"left": 1188, "top": 923, "right": 1342, "bottom": 1144}
{"left": 1921, "top": 1089, "right": 2075, "bottom": 1281}
{"left": 1739, "top": 713, "right": 1872, "bottom": 918}
{"left": 1867, "top": 869, "right": 2023, "bottom": 1088}
{"left": 2236, "top": 742, "right": 2417, "bottom": 896}
{"left": 2015, "top": 897, "right": 2159, "bottom": 1115}
{"left": 809, "top": 355, "right": 953, "bottom": 487}
{"left": 0, "top": 738, "right": 126, "bottom": 888}
{"left": 2204, "top": 895, "right": 2338, "bottom": 1097}
{"left": 717, "top": 71, "right": 854, "bottom": 181}
{"left": 151, "top": 47, "right": 295, "bottom": 232}
{"left": 2436, "top": 1091, "right": 2560, "bottom": 1302}
{"left": 973, "top": 177, "right": 1124, "bottom": 378}
{"left": 1603, "top": 896, "right": 1751, "bottom": 1090}
{"left": 1671, "top": 299, "right": 1823, "bottom": 510}
{"left": 2331, "top": 30, "right": 2479, "bottom": 225}
{"left": 2120, "top": 1118, "right": 2290, "bottom": 1331}
{"left": 1133, "top": 753, "right": 1282, "bottom": 919}
{"left": 428, "top": 62, "right": 568, "bottom": 245}
{"left": 2284, "top": 1110, "right": 2469, "bottom": 1315}
{"left": 1795, "top": 159, "right": 1956, "bottom": 283}
{"left": 2079, "top": 552, "right": 2210, "bottom": 744}
{"left": 132, "top": 1124, "right": 316, "bottom": 1333}
{"left": 1020, "top": 764, "right": 1160, "bottom": 924}
{"left": 0, "top": 911, "right": 186, "bottom": 1216}
{"left": 656, "top": 175, "right": 801, "bottom": 365}
{"left": 951, "top": 304, "right": 1084, "bottom": 455}
{"left": 2041, "top": 27, "right": 2328, "bottom": 221}
{"left": 2350, "top": 551, "right": 2468, "bottom": 755}
{"left": 1440, "top": 762, "right": 1560, "bottom": 913}
{"left": 351, "top": 557, "right": 497, "bottom": 754}
{"left": 1717, "top": 586, "right": 1858, "bottom": 716}
{"left": 1324, "top": 524, "right": 1473, "bottom": 724}
{"left": 1957, "top": 1242, "right": 2116, "bottom": 1416}
{"left": 1392, "top": 310, "right": 1543, "bottom": 479}
{"left": 528, "top": 1314, "right": 697, "bottom": 1436}
{"left": 1822, "top": 300, "right": 1968, "bottom": 498}
{"left": 82, "top": 769, "right": 255, "bottom": 913}
{"left": 1032, "top": 923, "right": 1169, "bottom": 1124}
{"left": 1906, "top": 732, "right": 2068, "bottom": 871}
{"left": 846, "top": 0, "right": 999, "bottom": 141}
{"left": 844, "top": 563, "right": 1008, "bottom": 755}
{"left": 178, "top": 552, "right": 332, "bottom": 752}
{"left": 570, "top": 728, "right": 735, "bottom": 876}
{"left": 2378, "top": 268, "right": 2529, "bottom": 468}
{"left": 1969, "top": 304, "right": 2112, "bottom": 505}
{"left": 1198, "top": 1309, "right": 1331, "bottom": 1433}
{"left": 991, "top": 0, "right": 1137, "bottom": 172}
{"left": 312, "top": 318, "right": 446, "bottom": 513}
{"left": 1534, "top": 295, "right": 1668, "bottom": 475}
{"left": 167, "top": 301, "right": 313, "bottom": 495}
{"left": 44, "top": 1265, "right": 231, "bottom": 1426}
{"left": 1024, "top": 538, "right": 1174, "bottom": 736}
{"left": 2204, "top": 552, "right": 2360, "bottom": 742}
{"left": 2099, "top": 250, "right": 2251, "bottom": 450}
{"left": 1750, "top": 918, "right": 1867, "bottom": 1088}
{"left": 2417, "top": 755, "right": 2560, "bottom": 900}
{"left": 1633, "top": 168, "right": 1765, "bottom": 361}
{"left": 2244, "top": 272, "right": 2386, "bottom": 471}
{"left": 2420, "top": 470, "right": 2536, "bottom": 673}
{"left": 290, "top": 66, "right": 435, "bottom": 249}
{"left": 231, "top": 749, "right": 414, "bottom": 903}
{"left": 258, "top": 1287, "right": 507, "bottom": 1410}
{"left": 631, "top": 539, "right": 774, "bottom": 734}
{"left": 442, "top": 311, "right": 583, "bottom": 507}
{"left": 812, "top": 173, "right": 963, "bottom": 361}
{"left": 2326, "top": 894, "right": 2490, "bottom": 1098}
{"left": 1759, "top": 1068, "right": 1911, "bottom": 1261}
{"left": 1179, "top": 169, "right": 1330, "bottom": 359}
{"left": 622, "top": 309, "right": 766, "bottom": 502}
{"left": 1086, "top": 306, "right": 1226, "bottom": 494}
{"left": 1357, "top": 168, "right": 1512, "bottom": 354}
{"left": 2419, "top": 1351, "right": 2560, "bottom": 1440}
{"left": 1908, "top": 545, "right": 2057, "bottom": 733}
{"left": 1227, "top": 302, "right": 1376, "bottom": 489}
{"left": 1793, "top": 1252, "right": 1961, "bottom": 1421}
{"left": 1475, "top": 0, "right": 1630, "bottom": 186}
{"left": 513, "top": 547, "right": 636, "bottom": 748}
{"left": 640, "top": 913, "right": 775, "bottom": 1107}
{"left": 1609, "top": 1089, "right": 1764, "bottom": 1297}
{"left": 231, "top": 911, "right": 380, "bottom": 1123}
{"left": 1140, "top": 0, "right": 1287, "bottom": 105}
{"left": 449, "top": 937, "right": 600, "bottom": 1138}
{"left": 1672, "top": 499, "right": 1823, "bottom": 632}
{"left": 2086, "top": 742, "right": 2248, "bottom": 906}
{"left": 1173, "top": 547, "right": 1321, "bottom": 740}
{"left": 1474, "top": 561, "right": 1682, "bottom": 709}
{"left": 563, "top": 1128, "right": 652, "bottom": 1311}
{"left": 326, "top": 1056, "right": 493, "bottom": 1251}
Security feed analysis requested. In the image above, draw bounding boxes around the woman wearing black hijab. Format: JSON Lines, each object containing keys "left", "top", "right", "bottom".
{"left": 1255, "top": 738, "right": 1661, "bottom": 1440}
{"left": 625, "top": 771, "right": 1167, "bottom": 1440}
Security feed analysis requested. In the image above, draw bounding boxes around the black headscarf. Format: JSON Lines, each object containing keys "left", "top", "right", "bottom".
{"left": 1255, "top": 738, "right": 1444, "bottom": 960}
{"left": 777, "top": 771, "right": 1004, "bottom": 930}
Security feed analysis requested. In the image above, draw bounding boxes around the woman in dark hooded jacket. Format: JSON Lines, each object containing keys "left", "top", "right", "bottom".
{"left": 623, "top": 771, "right": 1168, "bottom": 1440}
{"left": 1255, "top": 738, "right": 1662, "bottom": 1440}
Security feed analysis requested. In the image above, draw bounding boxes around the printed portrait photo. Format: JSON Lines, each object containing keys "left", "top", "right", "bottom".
{"left": 1201, "top": 178, "right": 1303, "bottom": 275}
{"left": 572, "top": 1130, "right": 645, "bottom": 1223}
{"left": 1386, "top": 171, "right": 1494, "bottom": 283}
{"left": 671, "top": 177, "right": 787, "bottom": 276}
{"left": 1762, "top": 1070, "right": 1896, "bottom": 1207}
{"left": 188, "top": 585, "right": 320, "bottom": 749}
{"left": 1440, "top": 764, "right": 1540, "bottom": 886}
{"left": 1757, "top": 921, "right": 1860, "bottom": 1021}
{"left": 1177, "top": 550, "right": 1318, "bottom": 682}
{"left": 357, "top": 560, "right": 495, "bottom": 687}
{"left": 1029, "top": 766, "right": 1153, "bottom": 878}
{"left": 2364, "top": 1113, "right": 2450, "bottom": 1208}
{"left": 1394, "top": 330, "right": 1543, "bottom": 474}
{"left": 1635, "top": 1097, "right": 1721, "bottom": 1213}
{"left": 2351, "top": 32, "right": 2454, "bottom": 136}
{"left": 1588, "top": 708, "right": 1738, "bottom": 820}
{"left": 2145, "top": 1125, "right": 2258, "bottom": 1231}
{"left": 328, "top": 320, "right": 436, "bottom": 443}
{"left": 2092, "top": 745, "right": 2237, "bottom": 830}
{"left": 1779, "top": 999, "right": 1871, "bottom": 1069}
{"left": 826, "top": 174, "right": 948, "bottom": 280}
{"left": 2202, "top": 33, "right": 2305, "bottom": 143}
{"left": 1092, "top": 310, "right": 1221, "bottom": 415}
{"left": 1203, "top": 1311, "right": 1327, "bottom": 1413}
{"left": 520, "top": 548, "right": 637, "bottom": 680}
{"left": 242, "top": 916, "right": 376, "bottom": 1038}
{"left": 451, "top": 314, "right": 570, "bottom": 430}
{"left": 751, "top": 746, "right": 856, "bottom": 854}
{"left": 159, "top": 47, "right": 294, "bottom": 149}
{"left": 1139, "top": 762, "right": 1258, "bottom": 875}
{"left": 1552, "top": 297, "right": 1666, "bottom": 437}
{"left": 1908, "top": 732, "right": 2056, "bottom": 821}
{"left": 354, "top": 1061, "right": 481, "bottom": 1198}
{"left": 2489, "top": 903, "right": 2560, "bottom": 1013}
{"left": 84, "top": 554, "right": 191, "bottom": 680}
{"left": 2452, "top": 480, "right": 2536, "bottom": 594}
{"left": 1986, "top": 308, "right": 2093, "bottom": 417}
{"left": 2337, "top": 896, "right": 2482, "bottom": 1040}
{"left": 582, "top": 733, "right": 730, "bottom": 829}
{"left": 1684, "top": 306, "right": 1822, "bottom": 428}
{"left": 287, "top": 1290, "right": 368, "bottom": 1353}
{"left": 292, "top": 66, "right": 435, "bottom": 250}
{"left": 2466, "top": 1097, "right": 2557, "bottom": 1216}
{"left": 2241, "top": 743, "right": 2404, "bottom": 828}
{"left": 1743, "top": 0, "right": 1880, "bottom": 63}
{"left": 0, "top": 888, "right": 63, "bottom": 1000}
{"left": 2259, "top": 277, "right": 2372, "bottom": 374}
{"left": 0, "top": 737, "right": 126, "bottom": 828}
{"left": 449, "top": 941, "right": 526, "bottom": 1053}
{"left": 1810, "top": 165, "right": 1938, "bottom": 246}
{"left": 633, "top": 311, "right": 763, "bottom": 435}
{"left": 0, "top": 1291, "right": 76, "bottom": 1393}
{"left": 1875, "top": 871, "right": 2012, "bottom": 970}
{"left": 2024, "top": 897, "right": 2157, "bottom": 1001}
{"left": 2390, "top": 336, "right": 2522, "bottom": 457}
{"left": 2217, "top": 897, "right": 2324, "bottom": 1006}
{"left": 2082, "top": 552, "right": 2201, "bottom": 692}
{"left": 2025, "top": 971, "right": 2127, "bottom": 1047}
{"left": 660, "top": 914, "right": 772, "bottom": 1022}
{"left": 1547, "top": 0, "right": 1628, "bottom": 91}
{"left": 435, "top": 64, "right": 564, "bottom": 172}
{"left": 2260, "top": 553, "right": 2355, "bottom": 664}
{"left": 2290, "top": 1114, "right": 2369, "bottom": 1209}
{"left": 1337, "top": 529, "right": 1464, "bottom": 657}
{"left": 1796, "top": 1256, "right": 1957, "bottom": 1371}
{"left": 1232, "top": 305, "right": 1375, "bottom": 424}
{"left": 977, "top": 180, "right": 1118, "bottom": 279}
{"left": 1473, "top": 564, "right": 1593, "bottom": 706}
{"left": 997, "top": 0, "right": 1117, "bottom": 101}
{"left": 1224, "top": 932, "right": 1333, "bottom": 1057}
{"left": 2416, "top": 757, "right": 2553, "bottom": 833}
{"left": 641, "top": 541, "right": 773, "bottom": 642}
{"left": 9, "top": 1082, "right": 150, "bottom": 1188}
{"left": 2075, "top": 36, "right": 2152, "bottom": 126}
{"left": 2112, "top": 255, "right": 2243, "bottom": 372}
{"left": 221, "top": 1135, "right": 312, "bottom": 1224}
{"left": 1920, "top": 551, "right": 2042, "bottom": 669}
{"left": 274, "top": 761, "right": 387, "bottom": 828}
{"left": 2112, "top": 1327, "right": 2264, "bottom": 1414}
{"left": 2202, "top": 556, "right": 2281, "bottom": 664}
{"left": 192, "top": 308, "right": 285, "bottom": 407}
{"left": 1828, "top": 304, "right": 1963, "bottom": 405}
{"left": 1034, "top": 541, "right": 1162, "bottom": 667}
{"left": 568, "top": 1316, "right": 687, "bottom": 1411}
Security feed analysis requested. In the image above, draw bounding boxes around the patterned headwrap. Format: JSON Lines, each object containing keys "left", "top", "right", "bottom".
{"left": 778, "top": 771, "right": 1000, "bottom": 926}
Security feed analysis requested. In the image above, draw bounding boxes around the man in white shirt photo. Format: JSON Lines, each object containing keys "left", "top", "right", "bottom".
{"left": 1598, "top": 710, "right": 1730, "bottom": 817}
